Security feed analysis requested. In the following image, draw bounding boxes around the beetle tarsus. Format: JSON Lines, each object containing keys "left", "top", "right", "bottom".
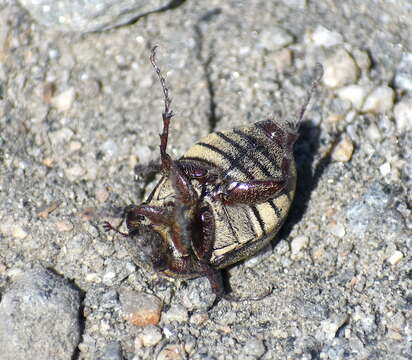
{"left": 102, "top": 221, "right": 129, "bottom": 237}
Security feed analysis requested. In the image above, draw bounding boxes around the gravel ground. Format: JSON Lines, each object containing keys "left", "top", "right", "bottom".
{"left": 0, "top": 1, "right": 411, "bottom": 359}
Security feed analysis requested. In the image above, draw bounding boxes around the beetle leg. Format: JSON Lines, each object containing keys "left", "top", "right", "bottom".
{"left": 196, "top": 262, "right": 226, "bottom": 298}
{"left": 192, "top": 206, "right": 215, "bottom": 262}
{"left": 150, "top": 46, "right": 174, "bottom": 171}
{"left": 215, "top": 178, "right": 286, "bottom": 205}
{"left": 176, "top": 159, "right": 219, "bottom": 184}
{"left": 126, "top": 204, "right": 173, "bottom": 227}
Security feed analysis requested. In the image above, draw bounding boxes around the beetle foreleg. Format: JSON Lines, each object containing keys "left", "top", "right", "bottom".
{"left": 169, "top": 162, "right": 198, "bottom": 205}
{"left": 126, "top": 204, "right": 173, "bottom": 227}
{"left": 215, "top": 178, "right": 286, "bottom": 205}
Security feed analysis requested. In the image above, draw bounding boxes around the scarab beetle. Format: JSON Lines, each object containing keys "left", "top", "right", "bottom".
{"left": 104, "top": 46, "right": 322, "bottom": 299}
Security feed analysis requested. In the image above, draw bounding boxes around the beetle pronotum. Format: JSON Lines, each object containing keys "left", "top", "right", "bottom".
{"left": 104, "top": 46, "right": 322, "bottom": 300}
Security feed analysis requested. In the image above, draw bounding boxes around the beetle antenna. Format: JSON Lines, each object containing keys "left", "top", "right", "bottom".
{"left": 150, "top": 46, "right": 174, "bottom": 170}
{"left": 292, "top": 63, "right": 324, "bottom": 131}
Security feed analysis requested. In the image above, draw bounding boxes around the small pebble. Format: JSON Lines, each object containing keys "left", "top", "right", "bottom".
{"left": 394, "top": 52, "right": 412, "bottom": 91}
{"left": 387, "top": 250, "right": 403, "bottom": 265}
{"left": 79, "top": 207, "right": 96, "bottom": 222}
{"left": 139, "top": 325, "right": 163, "bottom": 347}
{"left": 327, "top": 222, "right": 346, "bottom": 238}
{"left": 190, "top": 312, "right": 209, "bottom": 326}
{"left": 291, "top": 235, "right": 309, "bottom": 254}
{"left": 162, "top": 304, "right": 188, "bottom": 323}
{"left": 271, "top": 48, "right": 293, "bottom": 72}
{"left": 320, "top": 314, "right": 349, "bottom": 340}
{"left": 80, "top": 78, "right": 101, "bottom": 98}
{"left": 65, "top": 164, "right": 86, "bottom": 181}
{"left": 157, "top": 344, "right": 185, "bottom": 360}
{"left": 259, "top": 26, "right": 294, "bottom": 51}
{"left": 12, "top": 225, "right": 28, "bottom": 239}
{"left": 85, "top": 273, "right": 101, "bottom": 283}
{"left": 42, "top": 157, "right": 54, "bottom": 168}
{"left": 379, "top": 162, "right": 391, "bottom": 177}
{"left": 242, "top": 338, "right": 266, "bottom": 358}
{"left": 41, "top": 82, "right": 55, "bottom": 103}
{"left": 68, "top": 141, "right": 82, "bottom": 152}
{"left": 100, "top": 139, "right": 118, "bottom": 158}
{"left": 101, "top": 342, "right": 122, "bottom": 360}
{"left": 310, "top": 25, "right": 343, "bottom": 47}
{"left": 331, "top": 136, "right": 354, "bottom": 162}
{"left": 323, "top": 48, "right": 359, "bottom": 88}
{"left": 365, "top": 123, "right": 381, "bottom": 142}
{"left": 362, "top": 86, "right": 395, "bottom": 113}
{"left": 336, "top": 84, "right": 368, "bottom": 110}
{"left": 51, "top": 87, "right": 76, "bottom": 112}
{"left": 55, "top": 221, "right": 74, "bottom": 232}
{"left": 120, "top": 289, "right": 162, "bottom": 327}
{"left": 95, "top": 187, "right": 109, "bottom": 203}
{"left": 37, "top": 201, "right": 60, "bottom": 218}
{"left": 49, "top": 127, "right": 74, "bottom": 145}
{"left": 393, "top": 98, "right": 412, "bottom": 132}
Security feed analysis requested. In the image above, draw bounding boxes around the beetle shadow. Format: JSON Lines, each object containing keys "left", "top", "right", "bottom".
{"left": 276, "top": 119, "right": 330, "bottom": 241}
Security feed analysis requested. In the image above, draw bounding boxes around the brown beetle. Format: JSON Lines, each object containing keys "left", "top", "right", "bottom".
{"left": 104, "top": 47, "right": 322, "bottom": 300}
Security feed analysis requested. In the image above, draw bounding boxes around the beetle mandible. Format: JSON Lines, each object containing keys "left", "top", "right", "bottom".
{"left": 104, "top": 46, "right": 323, "bottom": 300}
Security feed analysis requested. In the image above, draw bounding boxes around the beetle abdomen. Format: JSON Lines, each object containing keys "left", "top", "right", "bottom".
{"left": 182, "top": 121, "right": 296, "bottom": 267}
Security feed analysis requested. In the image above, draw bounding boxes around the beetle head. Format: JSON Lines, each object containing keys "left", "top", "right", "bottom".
{"left": 125, "top": 224, "right": 171, "bottom": 272}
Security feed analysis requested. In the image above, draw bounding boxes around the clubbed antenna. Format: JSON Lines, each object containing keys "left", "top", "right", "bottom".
{"left": 291, "top": 63, "right": 324, "bottom": 131}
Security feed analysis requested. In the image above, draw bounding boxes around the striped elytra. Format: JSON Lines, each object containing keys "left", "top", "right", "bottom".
{"left": 103, "top": 47, "right": 322, "bottom": 300}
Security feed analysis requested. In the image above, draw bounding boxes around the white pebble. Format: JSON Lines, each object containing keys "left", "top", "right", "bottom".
{"left": 362, "top": 86, "right": 395, "bottom": 113}
{"left": 259, "top": 26, "right": 294, "bottom": 51}
{"left": 291, "top": 235, "right": 309, "bottom": 254}
{"left": 393, "top": 98, "right": 412, "bottom": 132}
{"left": 327, "top": 222, "right": 346, "bottom": 238}
{"left": 311, "top": 25, "right": 343, "bottom": 47}
{"left": 323, "top": 48, "right": 359, "bottom": 88}
{"left": 331, "top": 135, "right": 354, "bottom": 162}
{"left": 49, "top": 127, "right": 74, "bottom": 145}
{"left": 379, "top": 162, "right": 391, "bottom": 177}
{"left": 365, "top": 123, "right": 381, "bottom": 141}
{"left": 140, "top": 326, "right": 163, "bottom": 347}
{"left": 336, "top": 84, "right": 368, "bottom": 110}
{"left": 65, "top": 164, "right": 86, "bottom": 181}
{"left": 394, "top": 53, "right": 412, "bottom": 91}
{"left": 12, "top": 225, "right": 28, "bottom": 239}
{"left": 100, "top": 139, "right": 118, "bottom": 158}
{"left": 387, "top": 251, "right": 403, "bottom": 265}
{"left": 162, "top": 304, "right": 189, "bottom": 323}
{"left": 51, "top": 87, "right": 75, "bottom": 112}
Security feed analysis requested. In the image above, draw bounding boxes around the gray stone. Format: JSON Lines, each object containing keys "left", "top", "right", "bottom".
{"left": 18, "top": 0, "right": 177, "bottom": 32}
{"left": 0, "top": 267, "right": 81, "bottom": 360}
{"left": 394, "top": 53, "right": 412, "bottom": 92}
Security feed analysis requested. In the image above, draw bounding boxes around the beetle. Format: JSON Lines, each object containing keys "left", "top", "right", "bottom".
{"left": 104, "top": 46, "right": 322, "bottom": 300}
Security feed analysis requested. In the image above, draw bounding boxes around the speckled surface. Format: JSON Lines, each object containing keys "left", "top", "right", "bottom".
{"left": 0, "top": 1, "right": 411, "bottom": 359}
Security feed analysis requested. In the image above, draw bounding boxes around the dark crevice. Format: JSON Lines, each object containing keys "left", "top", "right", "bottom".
{"left": 105, "top": 0, "right": 188, "bottom": 31}
{"left": 194, "top": 10, "right": 222, "bottom": 133}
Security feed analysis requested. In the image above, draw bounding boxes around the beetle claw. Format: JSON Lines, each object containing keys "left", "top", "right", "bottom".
{"left": 102, "top": 221, "right": 129, "bottom": 237}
